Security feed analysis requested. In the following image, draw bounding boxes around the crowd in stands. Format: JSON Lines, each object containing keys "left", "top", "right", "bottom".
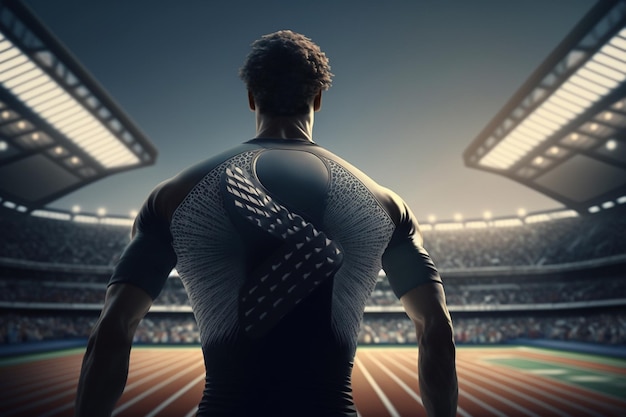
{"left": 361, "top": 313, "right": 626, "bottom": 345}
{"left": 369, "top": 275, "right": 626, "bottom": 307}
{"left": 1, "top": 311, "right": 624, "bottom": 346}
{"left": 1, "top": 205, "right": 625, "bottom": 268}
{"left": 0, "top": 211, "right": 129, "bottom": 266}
{"left": 2, "top": 274, "right": 625, "bottom": 307}
{"left": 424, "top": 209, "right": 626, "bottom": 268}
{"left": 1, "top": 206, "right": 625, "bottom": 349}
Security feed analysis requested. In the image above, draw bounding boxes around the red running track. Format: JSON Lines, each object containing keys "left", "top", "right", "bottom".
{"left": 1, "top": 346, "right": 625, "bottom": 417}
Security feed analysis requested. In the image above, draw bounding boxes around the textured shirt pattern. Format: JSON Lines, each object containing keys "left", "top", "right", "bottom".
{"left": 109, "top": 138, "right": 441, "bottom": 416}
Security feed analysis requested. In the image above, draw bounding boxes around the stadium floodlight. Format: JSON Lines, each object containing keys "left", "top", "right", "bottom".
{"left": 464, "top": 0, "right": 626, "bottom": 214}
{"left": 478, "top": 27, "right": 626, "bottom": 170}
{"left": 0, "top": 30, "right": 139, "bottom": 168}
{"left": 0, "top": 0, "right": 157, "bottom": 211}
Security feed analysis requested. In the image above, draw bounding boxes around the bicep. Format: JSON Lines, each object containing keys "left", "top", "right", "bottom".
{"left": 382, "top": 240, "right": 442, "bottom": 299}
{"left": 400, "top": 282, "right": 451, "bottom": 328}
{"left": 109, "top": 230, "right": 177, "bottom": 300}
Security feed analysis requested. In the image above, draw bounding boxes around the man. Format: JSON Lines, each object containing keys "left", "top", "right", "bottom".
{"left": 75, "top": 30, "right": 458, "bottom": 417}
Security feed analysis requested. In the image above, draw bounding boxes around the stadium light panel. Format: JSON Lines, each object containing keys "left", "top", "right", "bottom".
{"left": 73, "top": 214, "right": 99, "bottom": 224}
{"left": 602, "top": 201, "right": 615, "bottom": 209}
{"left": 0, "top": 0, "right": 158, "bottom": 211}
{"left": 478, "top": 27, "right": 626, "bottom": 170}
{"left": 100, "top": 217, "right": 133, "bottom": 227}
{"left": 434, "top": 223, "right": 464, "bottom": 231}
{"left": 31, "top": 209, "right": 71, "bottom": 221}
{"left": 525, "top": 213, "right": 551, "bottom": 223}
{"left": 465, "top": 221, "right": 488, "bottom": 229}
{"left": 493, "top": 218, "right": 524, "bottom": 228}
{"left": 464, "top": 0, "right": 626, "bottom": 213}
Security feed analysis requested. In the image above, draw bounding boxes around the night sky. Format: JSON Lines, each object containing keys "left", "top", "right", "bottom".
{"left": 25, "top": 0, "right": 595, "bottom": 221}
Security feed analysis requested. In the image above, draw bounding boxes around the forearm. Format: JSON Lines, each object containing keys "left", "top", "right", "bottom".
{"left": 417, "top": 322, "right": 458, "bottom": 417}
{"left": 75, "top": 333, "right": 132, "bottom": 416}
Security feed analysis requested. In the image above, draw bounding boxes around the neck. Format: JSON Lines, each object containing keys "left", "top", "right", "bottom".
{"left": 254, "top": 109, "right": 315, "bottom": 142}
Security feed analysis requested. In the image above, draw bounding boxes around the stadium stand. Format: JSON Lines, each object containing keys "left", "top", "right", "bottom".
{"left": 1, "top": 204, "right": 625, "bottom": 350}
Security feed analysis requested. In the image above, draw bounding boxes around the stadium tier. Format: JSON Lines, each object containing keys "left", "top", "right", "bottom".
{"left": 1, "top": 205, "right": 625, "bottom": 348}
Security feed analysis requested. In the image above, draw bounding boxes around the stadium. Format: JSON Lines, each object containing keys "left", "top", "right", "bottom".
{"left": 1, "top": 0, "right": 626, "bottom": 416}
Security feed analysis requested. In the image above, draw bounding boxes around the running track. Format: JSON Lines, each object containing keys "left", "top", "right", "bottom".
{"left": 1, "top": 346, "right": 625, "bottom": 416}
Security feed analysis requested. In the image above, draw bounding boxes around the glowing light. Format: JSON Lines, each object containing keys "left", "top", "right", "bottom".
{"left": 453, "top": 213, "right": 463, "bottom": 222}
{"left": 517, "top": 208, "right": 527, "bottom": 217}
{"left": 0, "top": 34, "right": 141, "bottom": 169}
{"left": 602, "top": 201, "right": 615, "bottom": 209}
{"left": 483, "top": 211, "right": 492, "bottom": 220}
{"left": 0, "top": 140, "right": 7, "bottom": 151}
{"left": 477, "top": 28, "right": 626, "bottom": 170}
{"left": 606, "top": 139, "right": 617, "bottom": 151}
{"left": 71, "top": 205, "right": 81, "bottom": 213}
{"left": 533, "top": 156, "right": 544, "bottom": 165}
{"left": 96, "top": 207, "right": 107, "bottom": 217}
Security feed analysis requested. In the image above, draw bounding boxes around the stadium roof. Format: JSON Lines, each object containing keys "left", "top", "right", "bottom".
{"left": 463, "top": 0, "right": 626, "bottom": 215}
{"left": 0, "top": 0, "right": 157, "bottom": 212}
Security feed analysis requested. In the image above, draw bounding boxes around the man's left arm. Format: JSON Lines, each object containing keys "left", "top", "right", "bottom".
{"left": 75, "top": 283, "right": 152, "bottom": 417}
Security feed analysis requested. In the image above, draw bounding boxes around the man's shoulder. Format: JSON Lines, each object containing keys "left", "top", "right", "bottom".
{"left": 145, "top": 141, "right": 263, "bottom": 221}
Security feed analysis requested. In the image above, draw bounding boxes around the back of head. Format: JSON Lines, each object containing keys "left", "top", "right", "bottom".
{"left": 239, "top": 30, "right": 333, "bottom": 117}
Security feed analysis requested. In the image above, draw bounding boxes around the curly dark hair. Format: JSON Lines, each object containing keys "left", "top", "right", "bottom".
{"left": 239, "top": 30, "right": 333, "bottom": 116}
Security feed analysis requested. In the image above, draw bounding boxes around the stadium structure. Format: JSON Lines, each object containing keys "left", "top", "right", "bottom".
{"left": 0, "top": 1, "right": 625, "bottom": 416}
{"left": 463, "top": 0, "right": 626, "bottom": 216}
{"left": 0, "top": 0, "right": 623, "bottom": 357}
{"left": 0, "top": 0, "right": 157, "bottom": 213}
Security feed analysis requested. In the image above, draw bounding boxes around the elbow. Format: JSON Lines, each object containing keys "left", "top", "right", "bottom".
{"left": 415, "top": 313, "right": 455, "bottom": 353}
{"left": 87, "top": 315, "right": 135, "bottom": 356}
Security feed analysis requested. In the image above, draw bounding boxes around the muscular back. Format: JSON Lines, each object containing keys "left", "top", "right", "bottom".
{"left": 110, "top": 137, "right": 440, "bottom": 416}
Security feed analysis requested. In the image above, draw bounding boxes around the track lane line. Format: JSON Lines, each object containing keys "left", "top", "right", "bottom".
{"left": 113, "top": 358, "right": 204, "bottom": 416}
{"left": 364, "top": 350, "right": 473, "bottom": 417}
{"left": 461, "top": 358, "right": 613, "bottom": 416}
{"left": 11, "top": 348, "right": 196, "bottom": 417}
{"left": 385, "top": 349, "right": 504, "bottom": 417}
{"left": 457, "top": 356, "right": 597, "bottom": 417}
{"left": 392, "top": 349, "right": 541, "bottom": 417}
{"left": 355, "top": 357, "right": 400, "bottom": 417}
{"left": 145, "top": 373, "right": 205, "bottom": 417}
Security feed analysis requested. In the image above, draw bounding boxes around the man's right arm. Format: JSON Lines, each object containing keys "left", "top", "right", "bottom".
{"left": 401, "top": 282, "right": 458, "bottom": 417}
{"left": 378, "top": 190, "right": 457, "bottom": 415}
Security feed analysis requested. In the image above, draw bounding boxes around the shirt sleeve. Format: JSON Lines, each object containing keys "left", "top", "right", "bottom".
{"left": 108, "top": 182, "right": 177, "bottom": 300}
{"left": 381, "top": 195, "right": 442, "bottom": 299}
